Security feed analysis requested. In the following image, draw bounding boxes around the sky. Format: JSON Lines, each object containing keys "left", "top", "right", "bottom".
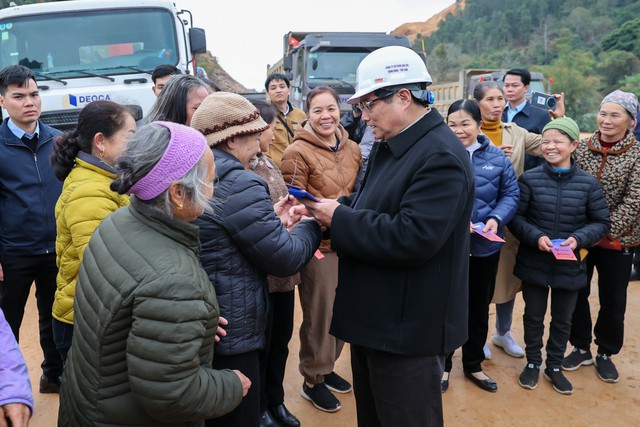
{"left": 176, "top": 0, "right": 455, "bottom": 92}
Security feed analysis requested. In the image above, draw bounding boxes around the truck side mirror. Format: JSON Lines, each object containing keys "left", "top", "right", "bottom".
{"left": 189, "top": 28, "right": 207, "bottom": 54}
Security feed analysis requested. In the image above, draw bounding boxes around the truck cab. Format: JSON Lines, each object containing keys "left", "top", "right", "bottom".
{"left": 0, "top": 0, "right": 206, "bottom": 129}
{"left": 271, "top": 32, "right": 411, "bottom": 113}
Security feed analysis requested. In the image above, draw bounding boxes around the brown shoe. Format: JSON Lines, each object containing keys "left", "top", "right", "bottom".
{"left": 39, "top": 374, "right": 61, "bottom": 393}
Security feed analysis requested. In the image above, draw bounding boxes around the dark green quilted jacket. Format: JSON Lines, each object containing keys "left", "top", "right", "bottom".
{"left": 59, "top": 197, "right": 242, "bottom": 426}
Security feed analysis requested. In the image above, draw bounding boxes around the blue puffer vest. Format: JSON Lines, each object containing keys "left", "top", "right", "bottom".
{"left": 470, "top": 135, "right": 519, "bottom": 256}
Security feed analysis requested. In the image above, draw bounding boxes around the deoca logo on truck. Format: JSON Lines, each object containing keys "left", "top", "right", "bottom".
{"left": 63, "top": 94, "right": 112, "bottom": 108}
{"left": 0, "top": 0, "right": 206, "bottom": 129}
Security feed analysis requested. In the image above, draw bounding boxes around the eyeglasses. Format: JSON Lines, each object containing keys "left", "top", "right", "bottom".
{"left": 357, "top": 91, "right": 397, "bottom": 113}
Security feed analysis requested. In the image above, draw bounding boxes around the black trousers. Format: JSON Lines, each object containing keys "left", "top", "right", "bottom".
{"left": 522, "top": 283, "right": 579, "bottom": 368}
{"left": 351, "top": 344, "right": 444, "bottom": 427}
{"left": 260, "top": 290, "right": 295, "bottom": 410}
{"left": 0, "top": 253, "right": 62, "bottom": 378}
{"left": 445, "top": 252, "right": 499, "bottom": 373}
{"left": 206, "top": 350, "right": 261, "bottom": 427}
{"left": 570, "top": 247, "right": 633, "bottom": 355}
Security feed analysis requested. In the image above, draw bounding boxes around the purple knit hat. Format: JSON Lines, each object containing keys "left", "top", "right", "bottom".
{"left": 601, "top": 90, "right": 638, "bottom": 121}
{"left": 128, "top": 121, "right": 207, "bottom": 200}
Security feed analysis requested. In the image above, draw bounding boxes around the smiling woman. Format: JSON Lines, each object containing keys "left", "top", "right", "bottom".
{"left": 279, "top": 86, "right": 361, "bottom": 413}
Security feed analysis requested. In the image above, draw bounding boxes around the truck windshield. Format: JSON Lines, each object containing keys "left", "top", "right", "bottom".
{"left": 0, "top": 8, "right": 178, "bottom": 79}
{"left": 307, "top": 50, "right": 370, "bottom": 88}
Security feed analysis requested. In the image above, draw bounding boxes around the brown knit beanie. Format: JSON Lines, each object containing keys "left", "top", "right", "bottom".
{"left": 191, "top": 92, "right": 269, "bottom": 147}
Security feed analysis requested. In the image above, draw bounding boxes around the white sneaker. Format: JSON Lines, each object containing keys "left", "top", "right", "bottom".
{"left": 492, "top": 331, "right": 525, "bottom": 358}
{"left": 483, "top": 343, "right": 492, "bottom": 360}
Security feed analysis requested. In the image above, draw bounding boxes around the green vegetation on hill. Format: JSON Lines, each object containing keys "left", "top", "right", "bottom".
{"left": 416, "top": 0, "right": 640, "bottom": 130}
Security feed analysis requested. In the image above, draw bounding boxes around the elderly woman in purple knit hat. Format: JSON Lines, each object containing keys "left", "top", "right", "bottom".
{"left": 59, "top": 122, "right": 250, "bottom": 427}
{"left": 191, "top": 92, "right": 322, "bottom": 427}
{"left": 563, "top": 90, "right": 640, "bottom": 384}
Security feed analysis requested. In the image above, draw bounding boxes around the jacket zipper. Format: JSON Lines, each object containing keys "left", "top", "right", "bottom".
{"left": 32, "top": 144, "right": 52, "bottom": 254}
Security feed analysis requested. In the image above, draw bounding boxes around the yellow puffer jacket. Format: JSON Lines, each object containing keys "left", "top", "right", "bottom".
{"left": 52, "top": 157, "right": 130, "bottom": 324}
{"left": 281, "top": 121, "right": 361, "bottom": 252}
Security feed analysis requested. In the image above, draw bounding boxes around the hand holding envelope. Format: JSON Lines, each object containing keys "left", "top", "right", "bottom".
{"left": 471, "top": 221, "right": 505, "bottom": 242}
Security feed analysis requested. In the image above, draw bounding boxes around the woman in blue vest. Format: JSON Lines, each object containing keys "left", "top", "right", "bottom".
{"left": 442, "top": 99, "right": 519, "bottom": 393}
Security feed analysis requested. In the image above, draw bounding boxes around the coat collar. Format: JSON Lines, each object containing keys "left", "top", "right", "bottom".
{"left": 76, "top": 151, "right": 117, "bottom": 176}
{"left": 294, "top": 120, "right": 349, "bottom": 151}
{"left": 1, "top": 118, "right": 57, "bottom": 149}
{"left": 128, "top": 196, "right": 201, "bottom": 255}
{"left": 385, "top": 109, "right": 443, "bottom": 158}
{"left": 542, "top": 158, "right": 577, "bottom": 179}
{"left": 586, "top": 130, "right": 636, "bottom": 154}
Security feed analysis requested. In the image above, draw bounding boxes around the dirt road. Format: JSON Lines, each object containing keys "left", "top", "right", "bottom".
{"left": 20, "top": 278, "right": 640, "bottom": 426}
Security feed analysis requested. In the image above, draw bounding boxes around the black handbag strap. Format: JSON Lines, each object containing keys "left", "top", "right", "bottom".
{"left": 277, "top": 114, "right": 295, "bottom": 138}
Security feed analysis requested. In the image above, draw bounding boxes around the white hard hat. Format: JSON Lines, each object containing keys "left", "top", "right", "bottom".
{"left": 348, "top": 46, "right": 432, "bottom": 105}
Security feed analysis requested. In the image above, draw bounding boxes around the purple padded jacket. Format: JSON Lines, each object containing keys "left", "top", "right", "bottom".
{"left": 0, "top": 309, "right": 34, "bottom": 414}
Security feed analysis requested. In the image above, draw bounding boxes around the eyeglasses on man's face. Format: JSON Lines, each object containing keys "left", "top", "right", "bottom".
{"left": 357, "top": 91, "right": 397, "bottom": 113}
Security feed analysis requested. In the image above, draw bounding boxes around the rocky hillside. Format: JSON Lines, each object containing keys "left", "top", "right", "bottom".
{"left": 391, "top": 0, "right": 464, "bottom": 43}
{"left": 204, "top": 1, "right": 464, "bottom": 93}
{"left": 196, "top": 51, "right": 250, "bottom": 93}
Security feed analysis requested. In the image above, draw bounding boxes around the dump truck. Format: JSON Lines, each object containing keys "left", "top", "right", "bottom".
{"left": 267, "top": 31, "right": 411, "bottom": 112}
{"left": 431, "top": 69, "right": 547, "bottom": 116}
{"left": 0, "top": 0, "right": 206, "bottom": 129}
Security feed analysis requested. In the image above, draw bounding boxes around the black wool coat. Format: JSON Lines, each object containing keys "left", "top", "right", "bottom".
{"left": 329, "top": 109, "right": 474, "bottom": 356}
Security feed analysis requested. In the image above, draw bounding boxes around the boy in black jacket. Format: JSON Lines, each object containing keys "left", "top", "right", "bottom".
{"left": 509, "top": 117, "right": 610, "bottom": 394}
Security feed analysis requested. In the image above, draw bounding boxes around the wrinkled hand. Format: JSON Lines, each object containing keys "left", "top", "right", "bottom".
{"left": 550, "top": 92, "right": 565, "bottom": 119}
{"left": 538, "top": 236, "right": 553, "bottom": 252}
{"left": 300, "top": 199, "right": 340, "bottom": 228}
{"left": 288, "top": 204, "right": 313, "bottom": 228}
{"left": 1, "top": 403, "right": 31, "bottom": 427}
{"left": 233, "top": 370, "right": 252, "bottom": 397}
{"left": 499, "top": 143, "right": 514, "bottom": 157}
{"left": 274, "top": 195, "right": 297, "bottom": 228}
{"left": 561, "top": 236, "right": 578, "bottom": 250}
{"left": 215, "top": 316, "right": 228, "bottom": 343}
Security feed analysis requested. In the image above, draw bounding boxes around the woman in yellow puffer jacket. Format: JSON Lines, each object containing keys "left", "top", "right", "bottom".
{"left": 50, "top": 100, "right": 136, "bottom": 362}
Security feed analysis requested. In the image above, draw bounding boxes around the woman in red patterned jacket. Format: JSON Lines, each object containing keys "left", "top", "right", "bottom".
{"left": 563, "top": 90, "right": 640, "bottom": 384}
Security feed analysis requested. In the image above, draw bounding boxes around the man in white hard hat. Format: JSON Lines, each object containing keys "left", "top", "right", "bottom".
{"left": 292, "top": 46, "right": 474, "bottom": 426}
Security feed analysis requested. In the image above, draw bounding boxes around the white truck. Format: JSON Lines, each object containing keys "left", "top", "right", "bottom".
{"left": 0, "top": 0, "right": 206, "bottom": 128}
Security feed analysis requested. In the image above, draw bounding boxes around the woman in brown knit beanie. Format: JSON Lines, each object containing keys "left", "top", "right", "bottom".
{"left": 191, "top": 92, "right": 322, "bottom": 427}
{"left": 249, "top": 100, "right": 302, "bottom": 427}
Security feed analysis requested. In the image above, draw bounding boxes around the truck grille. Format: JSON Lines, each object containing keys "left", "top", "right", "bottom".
{"left": 39, "top": 105, "right": 143, "bottom": 131}
{"left": 40, "top": 109, "right": 81, "bottom": 131}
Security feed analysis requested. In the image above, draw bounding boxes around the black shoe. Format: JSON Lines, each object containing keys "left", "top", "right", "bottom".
{"left": 270, "top": 404, "right": 300, "bottom": 427}
{"left": 594, "top": 354, "right": 619, "bottom": 383}
{"left": 441, "top": 371, "right": 450, "bottom": 393}
{"left": 301, "top": 382, "right": 341, "bottom": 412}
{"left": 324, "top": 371, "right": 352, "bottom": 393}
{"left": 464, "top": 370, "right": 497, "bottom": 392}
{"left": 39, "top": 374, "right": 61, "bottom": 394}
{"left": 260, "top": 410, "right": 281, "bottom": 427}
{"left": 518, "top": 363, "right": 540, "bottom": 390}
{"left": 543, "top": 367, "right": 573, "bottom": 394}
{"left": 561, "top": 347, "right": 593, "bottom": 371}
